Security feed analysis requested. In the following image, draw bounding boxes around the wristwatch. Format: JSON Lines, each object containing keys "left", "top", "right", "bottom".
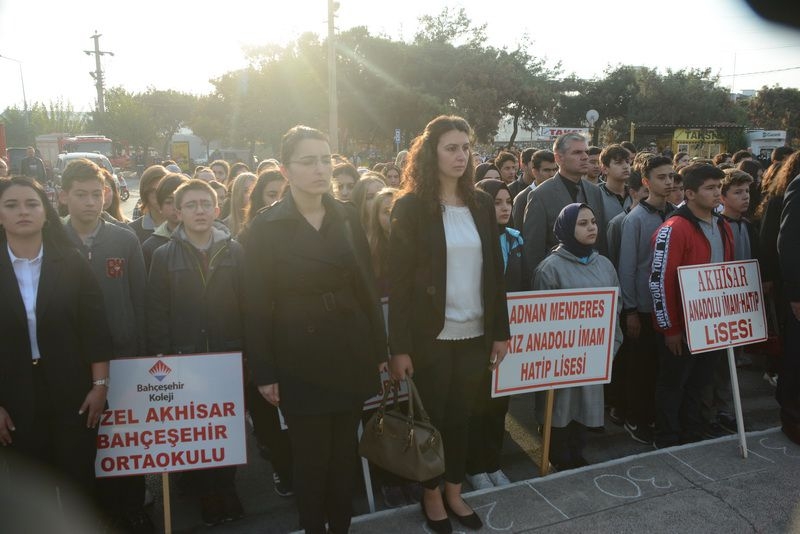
{"left": 93, "top": 377, "right": 110, "bottom": 387}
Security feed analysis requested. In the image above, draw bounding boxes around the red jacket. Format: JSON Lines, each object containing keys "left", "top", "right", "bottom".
{"left": 649, "top": 206, "right": 734, "bottom": 337}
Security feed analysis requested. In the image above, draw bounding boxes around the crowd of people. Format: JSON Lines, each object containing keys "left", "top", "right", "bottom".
{"left": 0, "top": 120, "right": 798, "bottom": 534}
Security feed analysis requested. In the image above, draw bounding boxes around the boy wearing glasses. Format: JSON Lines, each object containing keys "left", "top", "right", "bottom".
{"left": 146, "top": 179, "right": 246, "bottom": 525}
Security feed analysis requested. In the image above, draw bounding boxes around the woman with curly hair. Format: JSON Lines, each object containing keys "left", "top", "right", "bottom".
{"left": 388, "top": 115, "right": 510, "bottom": 533}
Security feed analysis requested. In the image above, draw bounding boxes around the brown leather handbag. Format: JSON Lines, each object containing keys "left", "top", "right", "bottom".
{"left": 358, "top": 377, "right": 445, "bottom": 482}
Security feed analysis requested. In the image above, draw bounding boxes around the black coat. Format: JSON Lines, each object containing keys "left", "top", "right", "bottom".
{"left": 387, "top": 191, "right": 511, "bottom": 367}
{"left": 146, "top": 227, "right": 245, "bottom": 356}
{"left": 244, "top": 193, "right": 387, "bottom": 415}
{"left": 779, "top": 175, "right": 800, "bottom": 302}
{"left": 0, "top": 239, "right": 112, "bottom": 442}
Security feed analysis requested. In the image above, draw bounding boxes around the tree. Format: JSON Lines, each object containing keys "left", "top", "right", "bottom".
{"left": 748, "top": 86, "right": 800, "bottom": 145}
{"left": 0, "top": 106, "right": 35, "bottom": 146}
{"left": 101, "top": 87, "right": 157, "bottom": 151}
{"left": 414, "top": 7, "right": 487, "bottom": 49}
{"left": 187, "top": 94, "right": 229, "bottom": 160}
{"left": 141, "top": 89, "right": 197, "bottom": 156}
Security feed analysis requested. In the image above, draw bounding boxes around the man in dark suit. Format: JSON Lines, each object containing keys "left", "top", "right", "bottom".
{"left": 522, "top": 133, "right": 608, "bottom": 281}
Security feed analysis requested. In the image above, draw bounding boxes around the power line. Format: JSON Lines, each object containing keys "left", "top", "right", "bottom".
{"left": 718, "top": 66, "right": 800, "bottom": 77}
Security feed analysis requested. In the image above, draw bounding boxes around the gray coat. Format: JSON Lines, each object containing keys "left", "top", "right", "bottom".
{"left": 64, "top": 217, "right": 147, "bottom": 357}
{"left": 532, "top": 246, "right": 623, "bottom": 428}
{"left": 522, "top": 173, "right": 607, "bottom": 282}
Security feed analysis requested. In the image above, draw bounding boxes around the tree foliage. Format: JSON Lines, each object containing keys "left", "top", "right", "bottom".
{"left": 748, "top": 86, "right": 800, "bottom": 144}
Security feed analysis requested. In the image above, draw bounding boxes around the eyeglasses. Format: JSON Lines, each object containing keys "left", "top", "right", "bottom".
{"left": 289, "top": 156, "right": 334, "bottom": 167}
{"left": 180, "top": 200, "right": 215, "bottom": 212}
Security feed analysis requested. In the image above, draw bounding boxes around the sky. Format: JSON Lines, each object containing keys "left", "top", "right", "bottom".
{"left": 1, "top": 0, "right": 799, "bottom": 114}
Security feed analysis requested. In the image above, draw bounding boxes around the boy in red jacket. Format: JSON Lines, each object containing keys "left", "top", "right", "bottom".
{"left": 649, "top": 163, "right": 734, "bottom": 448}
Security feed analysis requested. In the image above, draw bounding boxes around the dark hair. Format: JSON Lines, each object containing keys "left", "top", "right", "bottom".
{"left": 673, "top": 151, "right": 688, "bottom": 165}
{"left": 138, "top": 165, "right": 169, "bottom": 211}
{"left": 246, "top": 170, "right": 286, "bottom": 223}
{"left": 475, "top": 163, "right": 500, "bottom": 182}
{"left": 401, "top": 115, "right": 476, "bottom": 213}
{"left": 229, "top": 162, "right": 250, "bottom": 181}
{"left": 731, "top": 150, "right": 752, "bottom": 165}
{"left": 712, "top": 152, "right": 732, "bottom": 166}
{"left": 0, "top": 177, "right": 72, "bottom": 249}
{"left": 627, "top": 170, "right": 644, "bottom": 191}
{"left": 681, "top": 163, "right": 725, "bottom": 192}
{"left": 599, "top": 144, "right": 630, "bottom": 167}
{"left": 372, "top": 162, "right": 386, "bottom": 174}
{"left": 156, "top": 173, "right": 189, "bottom": 207}
{"left": 587, "top": 146, "right": 602, "bottom": 157}
{"left": 736, "top": 159, "right": 762, "bottom": 181}
{"left": 61, "top": 158, "right": 104, "bottom": 191}
{"left": 532, "top": 150, "right": 556, "bottom": 170}
{"left": 620, "top": 141, "right": 637, "bottom": 154}
{"left": 721, "top": 169, "right": 753, "bottom": 195}
{"left": 521, "top": 148, "right": 536, "bottom": 165}
{"left": 210, "top": 159, "right": 230, "bottom": 176}
{"left": 332, "top": 163, "right": 360, "bottom": 182}
{"left": 494, "top": 151, "right": 517, "bottom": 168}
{"left": 102, "top": 170, "right": 126, "bottom": 222}
{"left": 382, "top": 163, "right": 401, "bottom": 181}
{"left": 641, "top": 155, "right": 673, "bottom": 179}
{"left": 771, "top": 146, "right": 794, "bottom": 164}
{"left": 280, "top": 125, "right": 329, "bottom": 164}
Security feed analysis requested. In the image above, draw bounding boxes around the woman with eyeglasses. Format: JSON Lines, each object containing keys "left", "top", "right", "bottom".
{"left": 388, "top": 116, "right": 510, "bottom": 533}
{"left": 244, "top": 126, "right": 387, "bottom": 534}
{"left": 0, "top": 176, "right": 112, "bottom": 513}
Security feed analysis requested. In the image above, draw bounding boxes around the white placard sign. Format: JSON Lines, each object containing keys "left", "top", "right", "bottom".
{"left": 677, "top": 260, "right": 767, "bottom": 353}
{"left": 492, "top": 288, "right": 618, "bottom": 397}
{"left": 95, "top": 353, "right": 247, "bottom": 477}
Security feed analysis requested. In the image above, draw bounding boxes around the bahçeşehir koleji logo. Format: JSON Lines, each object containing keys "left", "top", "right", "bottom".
{"left": 149, "top": 360, "right": 172, "bottom": 382}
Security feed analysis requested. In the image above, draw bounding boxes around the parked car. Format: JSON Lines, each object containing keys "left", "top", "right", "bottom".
{"left": 54, "top": 152, "right": 119, "bottom": 188}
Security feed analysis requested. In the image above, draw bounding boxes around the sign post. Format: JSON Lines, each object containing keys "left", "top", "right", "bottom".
{"left": 95, "top": 353, "right": 247, "bottom": 532}
{"left": 677, "top": 260, "right": 768, "bottom": 458}
{"left": 494, "top": 288, "right": 618, "bottom": 474}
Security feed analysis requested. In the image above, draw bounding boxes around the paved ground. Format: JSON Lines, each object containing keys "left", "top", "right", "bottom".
{"left": 136, "top": 353, "right": 787, "bottom": 534}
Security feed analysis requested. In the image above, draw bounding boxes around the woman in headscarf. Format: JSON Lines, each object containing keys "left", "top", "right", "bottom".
{"left": 464, "top": 179, "right": 527, "bottom": 490}
{"left": 532, "top": 203, "right": 623, "bottom": 470}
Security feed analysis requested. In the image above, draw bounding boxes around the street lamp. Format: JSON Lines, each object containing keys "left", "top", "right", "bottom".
{"left": 0, "top": 53, "right": 29, "bottom": 115}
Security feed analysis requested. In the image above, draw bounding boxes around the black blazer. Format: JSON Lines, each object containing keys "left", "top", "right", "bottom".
{"left": 387, "top": 191, "right": 511, "bottom": 368}
{"left": 244, "top": 193, "right": 387, "bottom": 415}
{"left": 0, "top": 239, "right": 112, "bottom": 441}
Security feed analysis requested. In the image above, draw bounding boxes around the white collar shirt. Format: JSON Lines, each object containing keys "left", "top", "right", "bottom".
{"left": 8, "top": 243, "right": 44, "bottom": 359}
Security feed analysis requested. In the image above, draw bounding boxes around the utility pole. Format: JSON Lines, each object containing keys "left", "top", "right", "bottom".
{"left": 84, "top": 32, "right": 114, "bottom": 115}
{"left": 327, "top": 0, "right": 339, "bottom": 152}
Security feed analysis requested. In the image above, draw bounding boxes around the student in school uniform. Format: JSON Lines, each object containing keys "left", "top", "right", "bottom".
{"left": 146, "top": 179, "right": 246, "bottom": 526}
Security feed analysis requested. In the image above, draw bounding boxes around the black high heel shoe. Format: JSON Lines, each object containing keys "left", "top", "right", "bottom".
{"left": 444, "top": 499, "right": 483, "bottom": 530}
{"left": 421, "top": 499, "right": 452, "bottom": 534}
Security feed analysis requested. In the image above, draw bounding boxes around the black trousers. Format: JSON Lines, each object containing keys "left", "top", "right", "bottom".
{"left": 414, "top": 337, "right": 487, "bottom": 489}
{"left": 466, "top": 368, "right": 509, "bottom": 475}
{"left": 285, "top": 410, "right": 361, "bottom": 534}
{"left": 777, "top": 305, "right": 800, "bottom": 424}
{"left": 654, "top": 335, "right": 719, "bottom": 446}
{"left": 624, "top": 313, "right": 659, "bottom": 426}
{"left": 246, "top": 381, "right": 293, "bottom": 486}
{"left": 549, "top": 422, "right": 585, "bottom": 468}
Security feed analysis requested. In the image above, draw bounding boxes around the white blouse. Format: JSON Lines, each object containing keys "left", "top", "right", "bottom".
{"left": 437, "top": 205, "right": 484, "bottom": 340}
{"left": 8, "top": 243, "right": 43, "bottom": 359}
